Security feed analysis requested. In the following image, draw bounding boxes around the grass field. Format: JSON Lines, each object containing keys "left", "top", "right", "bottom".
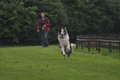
{"left": 0, "top": 45, "right": 120, "bottom": 80}
{"left": 77, "top": 47, "right": 120, "bottom": 59}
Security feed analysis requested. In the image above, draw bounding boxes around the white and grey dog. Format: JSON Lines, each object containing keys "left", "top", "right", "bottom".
{"left": 57, "top": 27, "right": 74, "bottom": 60}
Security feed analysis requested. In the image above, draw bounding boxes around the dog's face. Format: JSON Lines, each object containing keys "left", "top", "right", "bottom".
{"left": 58, "top": 27, "right": 67, "bottom": 38}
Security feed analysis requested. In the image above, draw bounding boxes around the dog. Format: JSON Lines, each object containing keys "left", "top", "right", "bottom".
{"left": 57, "top": 27, "right": 74, "bottom": 60}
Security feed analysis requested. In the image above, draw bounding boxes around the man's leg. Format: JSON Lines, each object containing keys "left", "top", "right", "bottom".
{"left": 41, "top": 30, "right": 45, "bottom": 47}
{"left": 44, "top": 31, "right": 49, "bottom": 47}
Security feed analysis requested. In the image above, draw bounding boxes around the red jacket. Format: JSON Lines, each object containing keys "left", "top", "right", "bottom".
{"left": 37, "top": 17, "right": 50, "bottom": 32}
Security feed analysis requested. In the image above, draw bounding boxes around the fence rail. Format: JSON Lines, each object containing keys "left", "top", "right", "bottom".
{"left": 76, "top": 34, "right": 120, "bottom": 53}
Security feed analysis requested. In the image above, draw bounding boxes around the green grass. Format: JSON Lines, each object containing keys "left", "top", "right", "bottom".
{"left": 76, "top": 47, "right": 120, "bottom": 59}
{"left": 0, "top": 45, "right": 120, "bottom": 80}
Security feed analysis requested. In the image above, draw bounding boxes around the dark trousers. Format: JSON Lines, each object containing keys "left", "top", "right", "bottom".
{"left": 41, "top": 30, "right": 49, "bottom": 47}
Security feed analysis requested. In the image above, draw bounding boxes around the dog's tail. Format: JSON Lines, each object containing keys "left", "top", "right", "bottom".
{"left": 71, "top": 43, "right": 76, "bottom": 53}
{"left": 71, "top": 43, "right": 76, "bottom": 47}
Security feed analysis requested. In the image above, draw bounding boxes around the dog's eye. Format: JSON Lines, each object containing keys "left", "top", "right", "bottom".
{"left": 58, "top": 30, "right": 61, "bottom": 33}
{"left": 64, "top": 30, "right": 66, "bottom": 34}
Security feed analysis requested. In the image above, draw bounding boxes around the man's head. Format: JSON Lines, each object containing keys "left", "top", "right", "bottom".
{"left": 41, "top": 13, "right": 45, "bottom": 18}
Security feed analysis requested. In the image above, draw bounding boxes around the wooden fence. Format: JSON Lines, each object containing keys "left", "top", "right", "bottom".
{"left": 76, "top": 34, "right": 120, "bottom": 53}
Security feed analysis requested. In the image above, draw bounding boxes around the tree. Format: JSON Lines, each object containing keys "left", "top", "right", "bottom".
{"left": 0, "top": 0, "right": 119, "bottom": 45}
{"left": 0, "top": 1, "right": 38, "bottom": 44}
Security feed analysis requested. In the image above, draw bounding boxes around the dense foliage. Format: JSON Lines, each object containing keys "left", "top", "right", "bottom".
{"left": 0, "top": 0, "right": 120, "bottom": 45}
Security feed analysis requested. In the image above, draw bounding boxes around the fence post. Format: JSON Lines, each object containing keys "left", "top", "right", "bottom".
{"left": 78, "top": 40, "right": 80, "bottom": 47}
{"left": 98, "top": 41, "right": 100, "bottom": 52}
{"left": 96, "top": 41, "right": 98, "bottom": 50}
{"left": 109, "top": 42, "right": 112, "bottom": 52}
{"left": 82, "top": 41, "right": 84, "bottom": 49}
{"left": 88, "top": 41, "right": 90, "bottom": 52}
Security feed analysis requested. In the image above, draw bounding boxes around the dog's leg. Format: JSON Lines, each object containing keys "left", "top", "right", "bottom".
{"left": 60, "top": 46, "right": 66, "bottom": 56}
{"left": 67, "top": 45, "right": 72, "bottom": 60}
{"left": 67, "top": 54, "right": 70, "bottom": 60}
{"left": 64, "top": 54, "right": 66, "bottom": 60}
{"left": 68, "top": 57, "right": 70, "bottom": 60}
{"left": 66, "top": 42, "right": 71, "bottom": 50}
{"left": 61, "top": 47, "right": 67, "bottom": 60}
{"left": 67, "top": 46, "right": 70, "bottom": 50}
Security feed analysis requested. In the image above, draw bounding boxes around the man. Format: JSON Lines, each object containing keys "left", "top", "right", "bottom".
{"left": 37, "top": 13, "right": 50, "bottom": 47}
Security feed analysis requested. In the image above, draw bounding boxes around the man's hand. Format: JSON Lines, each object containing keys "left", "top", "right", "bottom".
{"left": 43, "top": 25, "right": 46, "bottom": 28}
{"left": 37, "top": 30, "right": 40, "bottom": 32}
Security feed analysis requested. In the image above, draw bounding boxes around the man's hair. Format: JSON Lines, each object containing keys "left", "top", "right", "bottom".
{"left": 40, "top": 12, "right": 45, "bottom": 15}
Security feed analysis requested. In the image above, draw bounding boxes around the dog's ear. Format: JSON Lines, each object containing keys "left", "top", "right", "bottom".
{"left": 64, "top": 27, "right": 67, "bottom": 30}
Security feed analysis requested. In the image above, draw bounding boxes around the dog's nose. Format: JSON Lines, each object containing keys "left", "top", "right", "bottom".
{"left": 61, "top": 34, "right": 64, "bottom": 36}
